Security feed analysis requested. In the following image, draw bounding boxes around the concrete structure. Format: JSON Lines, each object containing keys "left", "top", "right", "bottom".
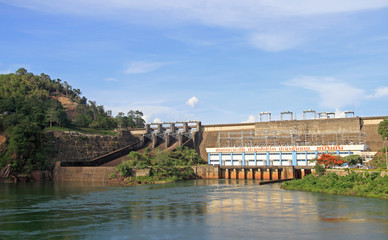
{"left": 199, "top": 116, "right": 387, "bottom": 163}
{"left": 53, "top": 162, "right": 150, "bottom": 182}
{"left": 192, "top": 165, "right": 311, "bottom": 180}
{"left": 206, "top": 144, "right": 367, "bottom": 167}
{"left": 303, "top": 109, "right": 316, "bottom": 120}
{"left": 318, "top": 112, "right": 335, "bottom": 119}
{"left": 280, "top": 111, "right": 293, "bottom": 121}
{"left": 142, "top": 121, "right": 201, "bottom": 149}
{"left": 53, "top": 115, "right": 386, "bottom": 182}
{"left": 345, "top": 111, "right": 355, "bottom": 118}
{"left": 259, "top": 112, "right": 271, "bottom": 122}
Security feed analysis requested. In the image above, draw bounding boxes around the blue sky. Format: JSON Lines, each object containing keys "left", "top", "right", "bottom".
{"left": 1, "top": 0, "right": 388, "bottom": 124}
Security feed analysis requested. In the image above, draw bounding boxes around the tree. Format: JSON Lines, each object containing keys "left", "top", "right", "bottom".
{"left": 79, "top": 96, "right": 87, "bottom": 105}
{"left": 4, "top": 120, "right": 52, "bottom": 172}
{"left": 378, "top": 118, "right": 388, "bottom": 140}
{"left": 0, "top": 68, "right": 127, "bottom": 173}
{"left": 344, "top": 154, "right": 363, "bottom": 166}
{"left": 127, "top": 110, "right": 145, "bottom": 128}
{"left": 116, "top": 112, "right": 128, "bottom": 128}
{"left": 316, "top": 154, "right": 345, "bottom": 168}
{"left": 16, "top": 68, "right": 27, "bottom": 75}
{"left": 74, "top": 114, "right": 93, "bottom": 128}
{"left": 46, "top": 107, "right": 57, "bottom": 128}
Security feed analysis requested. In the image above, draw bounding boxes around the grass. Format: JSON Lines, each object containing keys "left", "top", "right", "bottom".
{"left": 45, "top": 126, "right": 118, "bottom": 136}
{"left": 281, "top": 171, "right": 388, "bottom": 199}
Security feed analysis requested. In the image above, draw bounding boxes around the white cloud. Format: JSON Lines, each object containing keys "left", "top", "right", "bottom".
{"left": 135, "top": 105, "right": 192, "bottom": 123}
{"left": 242, "top": 115, "right": 256, "bottom": 123}
{"left": 6, "top": 1, "right": 388, "bottom": 51}
{"left": 124, "top": 61, "right": 167, "bottom": 74}
{"left": 249, "top": 33, "right": 304, "bottom": 51}
{"left": 368, "top": 86, "right": 388, "bottom": 98}
{"left": 186, "top": 96, "right": 199, "bottom": 107}
{"left": 8, "top": 1, "right": 388, "bottom": 21}
{"left": 284, "top": 77, "right": 388, "bottom": 111}
{"left": 284, "top": 76, "right": 365, "bottom": 109}
{"left": 153, "top": 118, "right": 162, "bottom": 123}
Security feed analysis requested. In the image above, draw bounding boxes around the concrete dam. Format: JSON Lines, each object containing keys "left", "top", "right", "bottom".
{"left": 53, "top": 116, "right": 386, "bottom": 182}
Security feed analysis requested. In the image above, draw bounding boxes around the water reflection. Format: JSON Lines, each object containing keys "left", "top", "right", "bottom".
{"left": 0, "top": 180, "right": 387, "bottom": 240}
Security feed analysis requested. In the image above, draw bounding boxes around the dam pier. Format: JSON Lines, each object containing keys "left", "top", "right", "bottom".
{"left": 192, "top": 165, "right": 311, "bottom": 181}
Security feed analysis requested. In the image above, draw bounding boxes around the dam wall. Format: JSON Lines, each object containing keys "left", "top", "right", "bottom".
{"left": 51, "top": 116, "right": 385, "bottom": 182}
{"left": 198, "top": 117, "right": 386, "bottom": 161}
{"left": 361, "top": 117, "right": 386, "bottom": 151}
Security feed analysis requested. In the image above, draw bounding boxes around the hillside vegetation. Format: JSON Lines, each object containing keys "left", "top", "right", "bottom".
{"left": 0, "top": 68, "right": 144, "bottom": 174}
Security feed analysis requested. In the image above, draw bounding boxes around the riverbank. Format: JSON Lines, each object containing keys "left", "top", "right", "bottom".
{"left": 109, "top": 165, "right": 199, "bottom": 186}
{"left": 281, "top": 171, "right": 388, "bottom": 199}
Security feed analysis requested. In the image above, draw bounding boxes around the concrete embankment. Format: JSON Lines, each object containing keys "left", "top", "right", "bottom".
{"left": 54, "top": 164, "right": 309, "bottom": 182}
{"left": 53, "top": 162, "right": 116, "bottom": 182}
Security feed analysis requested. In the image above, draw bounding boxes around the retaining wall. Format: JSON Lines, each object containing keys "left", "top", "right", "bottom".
{"left": 53, "top": 162, "right": 116, "bottom": 182}
{"left": 48, "top": 130, "right": 140, "bottom": 162}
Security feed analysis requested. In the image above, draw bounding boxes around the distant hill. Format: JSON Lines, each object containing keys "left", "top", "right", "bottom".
{"left": 0, "top": 68, "right": 144, "bottom": 174}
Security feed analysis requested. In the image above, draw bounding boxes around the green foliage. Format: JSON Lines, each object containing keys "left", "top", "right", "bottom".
{"left": 314, "top": 164, "right": 326, "bottom": 176}
{"left": 113, "top": 146, "right": 204, "bottom": 184}
{"left": 116, "top": 161, "right": 133, "bottom": 177}
{"left": 0, "top": 120, "right": 54, "bottom": 173}
{"left": 109, "top": 172, "right": 117, "bottom": 179}
{"left": 125, "top": 151, "right": 151, "bottom": 169}
{"left": 0, "top": 69, "right": 76, "bottom": 173}
{"left": 126, "top": 176, "right": 156, "bottom": 185}
{"left": 0, "top": 68, "right": 82, "bottom": 102}
{"left": 74, "top": 101, "right": 117, "bottom": 129}
{"left": 368, "top": 152, "right": 387, "bottom": 169}
{"left": 149, "top": 166, "right": 196, "bottom": 182}
{"left": 281, "top": 171, "right": 388, "bottom": 199}
{"left": 344, "top": 154, "right": 363, "bottom": 166}
{"left": 115, "top": 110, "right": 145, "bottom": 129}
{"left": 0, "top": 68, "right": 132, "bottom": 174}
{"left": 74, "top": 113, "right": 93, "bottom": 128}
{"left": 378, "top": 117, "right": 388, "bottom": 140}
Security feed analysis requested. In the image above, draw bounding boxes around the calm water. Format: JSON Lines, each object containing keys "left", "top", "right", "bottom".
{"left": 0, "top": 180, "right": 387, "bottom": 240}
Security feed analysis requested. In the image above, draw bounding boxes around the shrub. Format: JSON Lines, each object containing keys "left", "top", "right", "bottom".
{"left": 368, "top": 152, "right": 387, "bottom": 169}
{"left": 112, "top": 147, "right": 203, "bottom": 183}
{"left": 117, "top": 161, "right": 133, "bottom": 177}
{"left": 281, "top": 171, "right": 388, "bottom": 199}
{"left": 314, "top": 164, "right": 326, "bottom": 176}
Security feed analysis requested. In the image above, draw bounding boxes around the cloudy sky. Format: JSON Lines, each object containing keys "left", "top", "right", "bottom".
{"left": 1, "top": 0, "right": 388, "bottom": 124}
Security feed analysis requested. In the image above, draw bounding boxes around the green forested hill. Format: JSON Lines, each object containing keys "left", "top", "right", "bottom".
{"left": 0, "top": 68, "right": 144, "bottom": 174}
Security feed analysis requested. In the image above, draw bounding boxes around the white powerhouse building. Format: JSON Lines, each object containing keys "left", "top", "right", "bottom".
{"left": 206, "top": 145, "right": 367, "bottom": 166}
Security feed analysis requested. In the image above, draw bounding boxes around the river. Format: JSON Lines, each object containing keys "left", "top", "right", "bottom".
{"left": 0, "top": 180, "right": 387, "bottom": 240}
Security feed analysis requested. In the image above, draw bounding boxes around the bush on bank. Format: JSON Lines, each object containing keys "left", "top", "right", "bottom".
{"left": 112, "top": 146, "right": 205, "bottom": 184}
{"left": 281, "top": 171, "right": 388, "bottom": 199}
